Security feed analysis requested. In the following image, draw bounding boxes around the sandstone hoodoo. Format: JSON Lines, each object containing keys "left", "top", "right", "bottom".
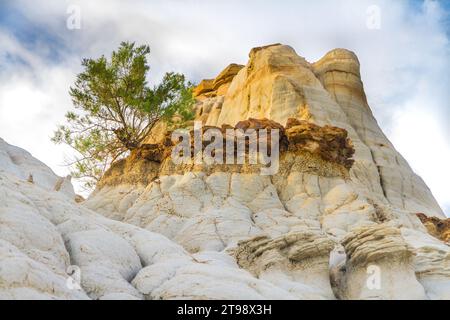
{"left": 0, "top": 44, "right": 449, "bottom": 300}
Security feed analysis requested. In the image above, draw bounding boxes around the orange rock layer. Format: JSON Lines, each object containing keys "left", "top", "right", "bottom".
{"left": 416, "top": 213, "right": 450, "bottom": 242}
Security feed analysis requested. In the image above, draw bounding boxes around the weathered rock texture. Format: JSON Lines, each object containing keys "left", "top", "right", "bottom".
{"left": 194, "top": 64, "right": 244, "bottom": 101}
{"left": 105, "top": 117, "right": 354, "bottom": 173}
{"left": 234, "top": 231, "right": 336, "bottom": 299}
{"left": 416, "top": 213, "right": 450, "bottom": 243}
{"left": 339, "top": 224, "right": 426, "bottom": 299}
{"left": 1, "top": 44, "right": 449, "bottom": 300}
{"left": 0, "top": 139, "right": 307, "bottom": 300}
{"left": 194, "top": 45, "right": 443, "bottom": 218}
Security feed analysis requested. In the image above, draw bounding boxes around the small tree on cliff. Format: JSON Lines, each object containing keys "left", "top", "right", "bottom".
{"left": 52, "top": 42, "right": 195, "bottom": 190}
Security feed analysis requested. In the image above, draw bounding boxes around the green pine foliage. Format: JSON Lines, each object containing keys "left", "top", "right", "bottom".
{"left": 52, "top": 42, "right": 195, "bottom": 190}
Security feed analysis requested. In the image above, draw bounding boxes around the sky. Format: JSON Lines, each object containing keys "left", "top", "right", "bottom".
{"left": 0, "top": 0, "right": 449, "bottom": 214}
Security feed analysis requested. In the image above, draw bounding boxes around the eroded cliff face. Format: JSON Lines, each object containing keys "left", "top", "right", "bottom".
{"left": 194, "top": 44, "right": 443, "bottom": 217}
{"left": 1, "top": 44, "right": 449, "bottom": 300}
{"left": 80, "top": 44, "right": 450, "bottom": 300}
{"left": 0, "top": 138, "right": 315, "bottom": 300}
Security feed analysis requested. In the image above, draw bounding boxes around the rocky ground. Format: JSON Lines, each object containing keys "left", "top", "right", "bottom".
{"left": 0, "top": 44, "right": 449, "bottom": 300}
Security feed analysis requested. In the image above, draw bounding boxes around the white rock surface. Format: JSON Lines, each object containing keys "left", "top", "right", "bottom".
{"left": 1, "top": 44, "right": 449, "bottom": 300}
{"left": 340, "top": 224, "right": 427, "bottom": 299}
{"left": 0, "top": 139, "right": 314, "bottom": 300}
{"left": 0, "top": 138, "right": 75, "bottom": 198}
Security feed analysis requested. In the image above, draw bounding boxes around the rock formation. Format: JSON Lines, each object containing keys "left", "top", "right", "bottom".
{"left": 339, "top": 224, "right": 426, "bottom": 299}
{"left": 234, "top": 231, "right": 336, "bottom": 299}
{"left": 1, "top": 44, "right": 449, "bottom": 300}
{"left": 193, "top": 63, "right": 244, "bottom": 101}
{"left": 416, "top": 213, "right": 450, "bottom": 243}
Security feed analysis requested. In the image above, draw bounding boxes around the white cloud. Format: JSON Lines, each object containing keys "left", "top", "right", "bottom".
{"left": 391, "top": 105, "right": 450, "bottom": 216}
{"left": 0, "top": 0, "right": 448, "bottom": 214}
{"left": 0, "top": 28, "right": 78, "bottom": 178}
